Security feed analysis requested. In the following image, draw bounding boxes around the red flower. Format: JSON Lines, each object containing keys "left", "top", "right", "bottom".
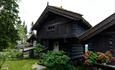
{"left": 109, "top": 49, "right": 113, "bottom": 53}
{"left": 83, "top": 51, "right": 92, "bottom": 59}
{"left": 110, "top": 57, "right": 115, "bottom": 62}
{"left": 84, "top": 60, "right": 89, "bottom": 65}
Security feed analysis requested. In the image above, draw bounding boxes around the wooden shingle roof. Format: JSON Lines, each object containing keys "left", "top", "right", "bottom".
{"left": 32, "top": 5, "right": 92, "bottom": 30}
{"left": 79, "top": 13, "right": 115, "bottom": 41}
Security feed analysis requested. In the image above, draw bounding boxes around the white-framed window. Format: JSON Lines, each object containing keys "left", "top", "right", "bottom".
{"left": 85, "top": 44, "right": 88, "bottom": 52}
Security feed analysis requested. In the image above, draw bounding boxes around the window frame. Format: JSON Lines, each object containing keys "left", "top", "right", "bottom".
{"left": 47, "top": 25, "right": 56, "bottom": 31}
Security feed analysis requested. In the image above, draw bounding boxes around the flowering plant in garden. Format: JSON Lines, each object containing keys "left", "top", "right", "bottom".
{"left": 83, "top": 50, "right": 112, "bottom": 65}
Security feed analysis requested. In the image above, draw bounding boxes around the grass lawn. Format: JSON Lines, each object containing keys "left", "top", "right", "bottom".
{"left": 3, "top": 59, "right": 38, "bottom": 70}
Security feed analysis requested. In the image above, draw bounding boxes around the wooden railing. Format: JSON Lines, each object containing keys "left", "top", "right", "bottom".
{"left": 39, "top": 47, "right": 48, "bottom": 53}
{"left": 86, "top": 63, "right": 115, "bottom": 70}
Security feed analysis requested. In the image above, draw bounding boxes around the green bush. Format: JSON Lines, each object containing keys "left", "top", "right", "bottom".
{"left": 34, "top": 43, "right": 45, "bottom": 58}
{"left": 3, "top": 49, "right": 23, "bottom": 60}
{"left": 41, "top": 51, "right": 77, "bottom": 70}
{"left": 47, "top": 64, "right": 78, "bottom": 70}
{"left": 0, "top": 52, "right": 6, "bottom": 68}
{"left": 0, "top": 49, "right": 23, "bottom": 69}
{"left": 42, "top": 51, "right": 70, "bottom": 67}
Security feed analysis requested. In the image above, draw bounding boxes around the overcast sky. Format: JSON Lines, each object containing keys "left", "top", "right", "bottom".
{"left": 19, "top": 0, "right": 115, "bottom": 31}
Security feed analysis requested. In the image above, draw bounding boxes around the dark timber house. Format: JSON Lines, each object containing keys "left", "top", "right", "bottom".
{"left": 32, "top": 5, "right": 92, "bottom": 60}
{"left": 79, "top": 13, "right": 115, "bottom": 64}
{"left": 80, "top": 13, "right": 115, "bottom": 54}
{"left": 31, "top": 5, "right": 115, "bottom": 64}
{"left": 27, "top": 34, "right": 36, "bottom": 47}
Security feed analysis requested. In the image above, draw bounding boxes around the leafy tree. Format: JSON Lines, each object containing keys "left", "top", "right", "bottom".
{"left": 17, "top": 22, "right": 27, "bottom": 48}
{"left": 0, "top": 0, "right": 21, "bottom": 50}
{"left": 29, "top": 22, "right": 34, "bottom": 36}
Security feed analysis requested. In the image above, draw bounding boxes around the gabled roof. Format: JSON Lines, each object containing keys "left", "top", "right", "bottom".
{"left": 27, "top": 34, "right": 36, "bottom": 42}
{"left": 79, "top": 13, "right": 115, "bottom": 41}
{"left": 32, "top": 5, "right": 92, "bottom": 30}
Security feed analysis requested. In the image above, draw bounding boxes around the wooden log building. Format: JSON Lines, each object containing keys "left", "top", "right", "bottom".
{"left": 30, "top": 5, "right": 115, "bottom": 64}
{"left": 79, "top": 13, "right": 115, "bottom": 65}
{"left": 79, "top": 13, "right": 115, "bottom": 54}
{"left": 32, "top": 5, "right": 92, "bottom": 60}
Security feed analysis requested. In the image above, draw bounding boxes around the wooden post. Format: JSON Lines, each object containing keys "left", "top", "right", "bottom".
{"left": 29, "top": 49, "right": 34, "bottom": 58}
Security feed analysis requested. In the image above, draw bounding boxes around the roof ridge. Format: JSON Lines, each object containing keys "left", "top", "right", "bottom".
{"left": 48, "top": 5, "right": 83, "bottom": 16}
{"left": 32, "top": 5, "right": 92, "bottom": 30}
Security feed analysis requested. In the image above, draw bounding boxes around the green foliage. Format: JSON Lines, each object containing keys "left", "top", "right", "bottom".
{"left": 0, "top": 0, "right": 21, "bottom": 50}
{"left": 3, "top": 49, "right": 23, "bottom": 60}
{"left": 18, "top": 23, "right": 26, "bottom": 41}
{"left": 34, "top": 43, "right": 44, "bottom": 52}
{"left": 47, "top": 64, "right": 78, "bottom": 70}
{"left": 0, "top": 49, "right": 23, "bottom": 69}
{"left": 84, "top": 51, "right": 112, "bottom": 65}
{"left": 42, "top": 51, "right": 70, "bottom": 67}
{"left": 41, "top": 51, "right": 74, "bottom": 70}
{"left": 0, "top": 52, "right": 6, "bottom": 68}
{"left": 34, "top": 43, "right": 45, "bottom": 58}
{"left": 88, "top": 52, "right": 98, "bottom": 64}
{"left": 17, "top": 22, "right": 27, "bottom": 48}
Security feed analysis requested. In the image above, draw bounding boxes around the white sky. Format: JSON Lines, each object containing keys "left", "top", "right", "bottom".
{"left": 19, "top": 0, "right": 115, "bottom": 31}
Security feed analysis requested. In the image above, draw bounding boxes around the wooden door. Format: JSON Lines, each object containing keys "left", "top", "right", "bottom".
{"left": 53, "top": 41, "right": 59, "bottom": 52}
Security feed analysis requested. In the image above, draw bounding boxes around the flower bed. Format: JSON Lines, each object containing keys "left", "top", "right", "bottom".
{"left": 83, "top": 50, "right": 113, "bottom": 65}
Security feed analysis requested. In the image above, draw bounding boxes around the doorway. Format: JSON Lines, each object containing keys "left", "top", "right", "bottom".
{"left": 53, "top": 41, "right": 59, "bottom": 52}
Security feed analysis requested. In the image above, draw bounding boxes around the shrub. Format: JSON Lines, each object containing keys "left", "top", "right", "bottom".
{"left": 42, "top": 51, "right": 70, "bottom": 66}
{"left": 34, "top": 43, "right": 45, "bottom": 58}
{"left": 41, "top": 51, "right": 76, "bottom": 70}
{"left": 0, "top": 52, "right": 6, "bottom": 68}
{"left": 0, "top": 49, "right": 23, "bottom": 69}
{"left": 3, "top": 49, "right": 23, "bottom": 60}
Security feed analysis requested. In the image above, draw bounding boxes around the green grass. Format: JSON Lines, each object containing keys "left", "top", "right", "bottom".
{"left": 3, "top": 59, "right": 38, "bottom": 70}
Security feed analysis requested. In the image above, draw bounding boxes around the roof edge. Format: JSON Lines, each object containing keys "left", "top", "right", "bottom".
{"left": 79, "top": 13, "right": 115, "bottom": 41}
{"left": 32, "top": 5, "right": 91, "bottom": 30}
